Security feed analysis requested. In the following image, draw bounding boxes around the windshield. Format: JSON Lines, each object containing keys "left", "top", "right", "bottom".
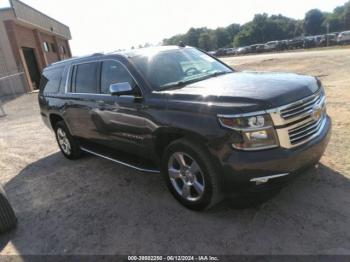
{"left": 130, "top": 48, "right": 233, "bottom": 91}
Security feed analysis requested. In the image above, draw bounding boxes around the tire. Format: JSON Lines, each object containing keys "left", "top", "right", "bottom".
{"left": 54, "top": 121, "right": 82, "bottom": 160}
{"left": 161, "top": 138, "right": 223, "bottom": 210}
{"left": 0, "top": 185, "right": 17, "bottom": 233}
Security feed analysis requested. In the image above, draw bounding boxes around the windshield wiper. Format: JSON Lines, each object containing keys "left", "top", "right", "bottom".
{"left": 207, "top": 71, "right": 232, "bottom": 77}
{"left": 157, "top": 71, "right": 232, "bottom": 91}
{"left": 157, "top": 81, "right": 188, "bottom": 91}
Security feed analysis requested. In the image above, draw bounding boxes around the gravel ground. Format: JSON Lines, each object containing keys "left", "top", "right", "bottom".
{"left": 0, "top": 48, "right": 349, "bottom": 255}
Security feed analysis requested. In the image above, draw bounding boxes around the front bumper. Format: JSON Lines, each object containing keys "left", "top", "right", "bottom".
{"left": 218, "top": 115, "right": 331, "bottom": 193}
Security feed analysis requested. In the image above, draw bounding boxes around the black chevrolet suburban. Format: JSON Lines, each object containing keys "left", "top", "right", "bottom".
{"left": 38, "top": 46, "right": 331, "bottom": 210}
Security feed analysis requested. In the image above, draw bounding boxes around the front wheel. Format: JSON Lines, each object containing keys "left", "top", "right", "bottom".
{"left": 161, "top": 139, "right": 222, "bottom": 210}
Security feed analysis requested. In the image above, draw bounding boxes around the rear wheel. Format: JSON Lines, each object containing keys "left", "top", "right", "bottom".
{"left": 54, "top": 121, "right": 82, "bottom": 160}
{"left": 0, "top": 185, "right": 17, "bottom": 233}
{"left": 161, "top": 139, "right": 222, "bottom": 210}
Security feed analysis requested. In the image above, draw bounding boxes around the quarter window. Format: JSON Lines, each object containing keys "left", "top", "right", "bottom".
{"left": 40, "top": 67, "right": 64, "bottom": 94}
{"left": 72, "top": 62, "right": 99, "bottom": 94}
{"left": 100, "top": 61, "right": 135, "bottom": 94}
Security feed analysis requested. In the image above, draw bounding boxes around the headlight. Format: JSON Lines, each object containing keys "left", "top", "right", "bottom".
{"left": 218, "top": 113, "right": 279, "bottom": 150}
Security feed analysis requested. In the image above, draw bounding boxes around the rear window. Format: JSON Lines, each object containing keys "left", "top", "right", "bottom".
{"left": 71, "top": 62, "right": 99, "bottom": 94}
{"left": 40, "top": 66, "right": 64, "bottom": 94}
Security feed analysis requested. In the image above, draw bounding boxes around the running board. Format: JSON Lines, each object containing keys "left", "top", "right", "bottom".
{"left": 80, "top": 147, "right": 160, "bottom": 174}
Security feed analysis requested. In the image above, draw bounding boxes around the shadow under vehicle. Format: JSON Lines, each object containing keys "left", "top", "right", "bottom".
{"left": 1, "top": 158, "right": 349, "bottom": 254}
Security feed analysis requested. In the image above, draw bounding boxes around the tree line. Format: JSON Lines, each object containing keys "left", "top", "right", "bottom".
{"left": 162, "top": 1, "right": 350, "bottom": 50}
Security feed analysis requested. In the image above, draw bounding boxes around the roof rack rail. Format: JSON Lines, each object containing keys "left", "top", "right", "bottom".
{"left": 50, "top": 52, "right": 104, "bottom": 66}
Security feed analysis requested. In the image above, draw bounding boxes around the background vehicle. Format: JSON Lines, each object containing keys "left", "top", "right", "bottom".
{"left": 264, "top": 41, "right": 278, "bottom": 52}
{"left": 39, "top": 46, "right": 331, "bottom": 210}
{"left": 337, "top": 31, "right": 350, "bottom": 44}
{"left": 287, "top": 38, "right": 304, "bottom": 49}
{"left": 236, "top": 46, "right": 251, "bottom": 55}
{"left": 214, "top": 48, "right": 229, "bottom": 56}
{"left": 226, "top": 48, "right": 237, "bottom": 55}
{"left": 327, "top": 33, "right": 338, "bottom": 45}
{"left": 303, "top": 37, "right": 317, "bottom": 48}
{"left": 250, "top": 44, "right": 265, "bottom": 53}
{"left": 279, "top": 40, "right": 289, "bottom": 51}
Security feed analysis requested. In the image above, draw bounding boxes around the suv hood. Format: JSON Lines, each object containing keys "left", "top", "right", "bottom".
{"left": 157, "top": 71, "right": 320, "bottom": 114}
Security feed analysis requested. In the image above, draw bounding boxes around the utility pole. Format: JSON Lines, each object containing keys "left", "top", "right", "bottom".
{"left": 0, "top": 98, "right": 6, "bottom": 117}
{"left": 327, "top": 23, "right": 330, "bottom": 47}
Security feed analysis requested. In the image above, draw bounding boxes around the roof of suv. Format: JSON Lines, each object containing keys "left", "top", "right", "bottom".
{"left": 49, "top": 45, "right": 187, "bottom": 69}
{"left": 113, "top": 45, "right": 185, "bottom": 57}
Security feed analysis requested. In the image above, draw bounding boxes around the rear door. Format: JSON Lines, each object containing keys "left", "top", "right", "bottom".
{"left": 64, "top": 61, "right": 102, "bottom": 141}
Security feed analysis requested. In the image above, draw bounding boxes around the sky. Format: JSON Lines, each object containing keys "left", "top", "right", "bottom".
{"left": 0, "top": 0, "right": 348, "bottom": 55}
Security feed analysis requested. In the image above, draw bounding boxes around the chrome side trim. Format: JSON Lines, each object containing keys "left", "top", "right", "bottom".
{"left": 80, "top": 147, "right": 160, "bottom": 174}
{"left": 250, "top": 173, "right": 289, "bottom": 183}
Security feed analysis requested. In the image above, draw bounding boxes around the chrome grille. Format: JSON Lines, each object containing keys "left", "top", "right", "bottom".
{"left": 280, "top": 90, "right": 323, "bottom": 120}
{"left": 270, "top": 89, "right": 327, "bottom": 149}
{"left": 288, "top": 116, "right": 325, "bottom": 145}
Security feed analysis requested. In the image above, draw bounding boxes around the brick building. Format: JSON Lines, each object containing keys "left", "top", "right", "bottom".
{"left": 0, "top": 0, "right": 72, "bottom": 95}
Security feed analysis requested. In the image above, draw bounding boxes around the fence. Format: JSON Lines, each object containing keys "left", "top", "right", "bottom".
{"left": 0, "top": 70, "right": 27, "bottom": 117}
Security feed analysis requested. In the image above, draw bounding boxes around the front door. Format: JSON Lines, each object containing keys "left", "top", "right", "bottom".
{"left": 90, "top": 60, "right": 148, "bottom": 155}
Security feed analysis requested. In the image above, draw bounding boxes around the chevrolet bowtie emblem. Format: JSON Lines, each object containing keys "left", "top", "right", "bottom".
{"left": 311, "top": 104, "right": 322, "bottom": 122}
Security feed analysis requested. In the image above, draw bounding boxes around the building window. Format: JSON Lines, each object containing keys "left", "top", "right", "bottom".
{"left": 60, "top": 46, "right": 66, "bottom": 55}
{"left": 51, "top": 43, "right": 56, "bottom": 53}
{"left": 43, "top": 42, "right": 50, "bottom": 52}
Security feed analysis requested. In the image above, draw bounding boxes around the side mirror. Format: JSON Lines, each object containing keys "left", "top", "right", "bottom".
{"left": 109, "top": 82, "right": 133, "bottom": 96}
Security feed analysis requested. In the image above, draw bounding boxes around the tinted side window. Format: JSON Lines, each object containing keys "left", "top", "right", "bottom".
{"left": 100, "top": 61, "right": 135, "bottom": 94}
{"left": 73, "top": 62, "right": 99, "bottom": 93}
{"left": 40, "top": 67, "right": 64, "bottom": 94}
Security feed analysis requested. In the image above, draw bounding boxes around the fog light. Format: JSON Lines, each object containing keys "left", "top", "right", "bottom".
{"left": 246, "top": 130, "right": 268, "bottom": 141}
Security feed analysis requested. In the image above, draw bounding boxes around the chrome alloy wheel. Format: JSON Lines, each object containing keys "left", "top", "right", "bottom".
{"left": 57, "top": 128, "right": 71, "bottom": 155}
{"left": 168, "top": 152, "right": 205, "bottom": 202}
